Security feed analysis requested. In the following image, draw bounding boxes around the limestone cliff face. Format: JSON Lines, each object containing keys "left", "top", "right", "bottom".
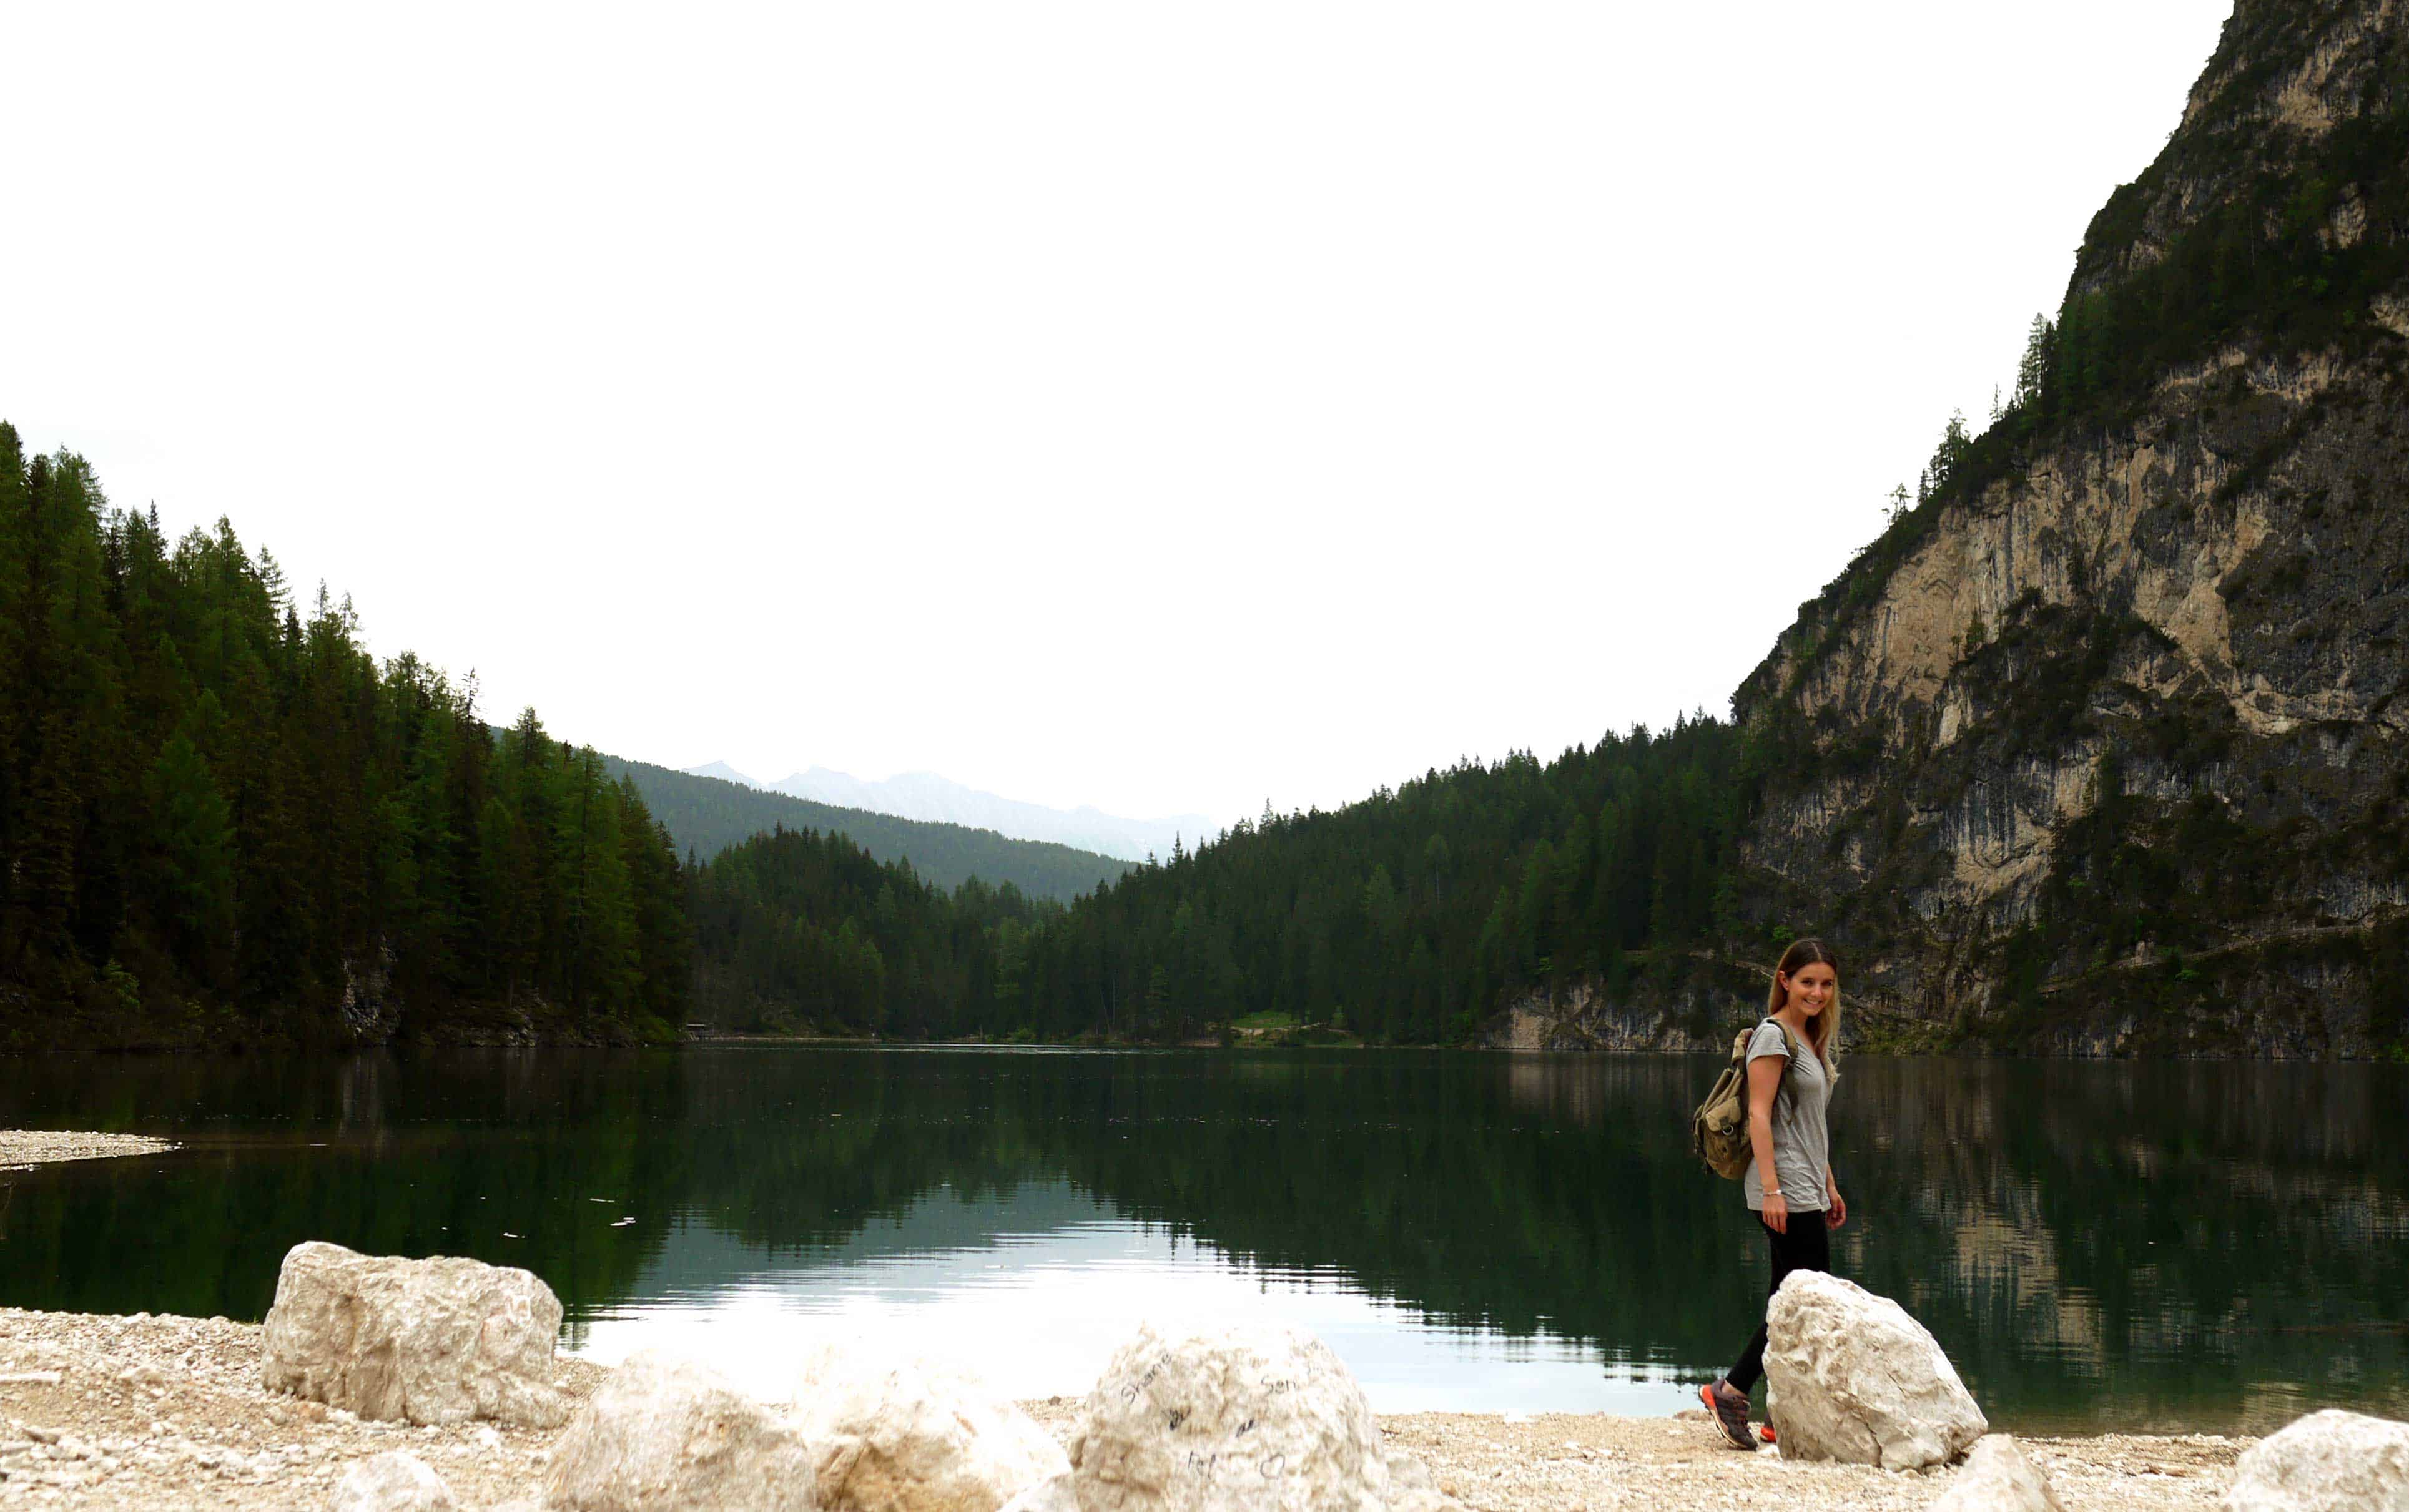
{"left": 1725, "top": 0, "right": 2409, "bottom": 1056}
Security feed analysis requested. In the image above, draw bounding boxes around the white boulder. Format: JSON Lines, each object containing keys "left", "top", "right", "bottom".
{"left": 1062, "top": 1321, "right": 1457, "bottom": 1512}
{"left": 2225, "top": 1408, "right": 2409, "bottom": 1511}
{"left": 330, "top": 1451, "right": 456, "bottom": 1512}
{"left": 792, "top": 1345, "right": 1070, "bottom": 1512}
{"left": 998, "top": 1474, "right": 1080, "bottom": 1512}
{"left": 1934, "top": 1435, "right": 2066, "bottom": 1512}
{"left": 262, "top": 1242, "right": 569, "bottom": 1428}
{"left": 1761, "top": 1270, "right": 1986, "bottom": 1469}
{"left": 544, "top": 1350, "right": 816, "bottom": 1512}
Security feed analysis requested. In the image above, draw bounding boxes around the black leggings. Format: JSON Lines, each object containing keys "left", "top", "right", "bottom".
{"left": 1727, "top": 1209, "right": 1830, "bottom": 1396}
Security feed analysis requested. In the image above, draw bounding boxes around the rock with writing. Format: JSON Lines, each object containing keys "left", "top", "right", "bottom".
{"left": 1062, "top": 1322, "right": 1459, "bottom": 1512}
{"left": 544, "top": 1351, "right": 815, "bottom": 1512}
{"left": 330, "top": 1451, "right": 456, "bottom": 1512}
{"left": 1934, "top": 1435, "right": 2066, "bottom": 1512}
{"left": 1762, "top": 1271, "right": 1986, "bottom": 1470}
{"left": 262, "top": 1241, "right": 569, "bottom": 1428}
{"left": 793, "top": 1343, "right": 1070, "bottom": 1512}
{"left": 2225, "top": 1408, "right": 2409, "bottom": 1512}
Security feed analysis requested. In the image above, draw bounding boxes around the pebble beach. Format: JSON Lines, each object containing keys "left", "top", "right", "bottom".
{"left": 0, "top": 1308, "right": 2242, "bottom": 1510}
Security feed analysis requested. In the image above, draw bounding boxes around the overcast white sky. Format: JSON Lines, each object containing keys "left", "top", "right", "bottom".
{"left": 6, "top": 2, "right": 2232, "bottom": 825}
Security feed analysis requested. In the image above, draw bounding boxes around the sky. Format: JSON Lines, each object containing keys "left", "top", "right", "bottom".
{"left": 4, "top": 1, "right": 2235, "bottom": 827}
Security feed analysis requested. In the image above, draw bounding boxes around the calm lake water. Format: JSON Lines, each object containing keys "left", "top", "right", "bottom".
{"left": 0, "top": 1045, "right": 2402, "bottom": 1433}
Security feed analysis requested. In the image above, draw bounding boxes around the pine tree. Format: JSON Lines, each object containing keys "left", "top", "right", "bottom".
{"left": 143, "top": 731, "right": 236, "bottom": 978}
{"left": 2012, "top": 313, "right": 2054, "bottom": 411}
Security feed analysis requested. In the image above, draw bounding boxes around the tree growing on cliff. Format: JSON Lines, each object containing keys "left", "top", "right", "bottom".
{"left": 2012, "top": 313, "right": 2055, "bottom": 412}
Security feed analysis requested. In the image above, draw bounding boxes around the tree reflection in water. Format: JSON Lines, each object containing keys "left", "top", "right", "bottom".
{"left": 0, "top": 1046, "right": 2398, "bottom": 1433}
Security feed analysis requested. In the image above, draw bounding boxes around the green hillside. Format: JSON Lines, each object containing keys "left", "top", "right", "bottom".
{"left": 683, "top": 726, "right": 1740, "bottom": 1044}
{"left": 0, "top": 428, "right": 689, "bottom": 1048}
{"left": 595, "top": 752, "right": 1127, "bottom": 903}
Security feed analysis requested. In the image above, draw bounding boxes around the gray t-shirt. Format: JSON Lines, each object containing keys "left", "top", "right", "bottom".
{"left": 1741, "top": 1019, "right": 1831, "bottom": 1214}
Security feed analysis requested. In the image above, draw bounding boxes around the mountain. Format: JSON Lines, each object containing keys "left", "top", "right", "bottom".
{"left": 1721, "top": 0, "right": 2409, "bottom": 1056}
{"left": 711, "top": 765, "right": 1221, "bottom": 864}
{"left": 598, "top": 753, "right": 1128, "bottom": 903}
{"left": 685, "top": 0, "right": 2409, "bottom": 1058}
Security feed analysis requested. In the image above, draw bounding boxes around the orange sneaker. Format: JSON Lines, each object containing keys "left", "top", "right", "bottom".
{"left": 1700, "top": 1381, "right": 1753, "bottom": 1450}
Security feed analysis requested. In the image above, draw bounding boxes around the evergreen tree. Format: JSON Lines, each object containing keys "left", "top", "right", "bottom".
{"left": 0, "top": 434, "right": 689, "bottom": 1046}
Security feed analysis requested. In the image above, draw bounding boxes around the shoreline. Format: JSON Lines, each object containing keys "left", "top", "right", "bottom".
{"left": 9, "top": 1033, "right": 2398, "bottom": 1061}
{"left": 0, "top": 1132, "right": 177, "bottom": 1171}
{"left": 0, "top": 1306, "right": 2246, "bottom": 1510}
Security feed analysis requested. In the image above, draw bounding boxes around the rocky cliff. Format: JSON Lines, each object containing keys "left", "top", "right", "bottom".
{"left": 1738, "top": 0, "right": 2409, "bottom": 1056}
{"left": 1508, "top": 0, "right": 2409, "bottom": 1057}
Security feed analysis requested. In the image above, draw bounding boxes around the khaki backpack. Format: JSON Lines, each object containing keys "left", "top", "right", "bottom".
{"left": 1692, "top": 1018, "right": 1803, "bottom": 1179}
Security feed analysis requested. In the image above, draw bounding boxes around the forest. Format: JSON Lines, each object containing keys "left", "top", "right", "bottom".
{"left": 684, "top": 715, "right": 1752, "bottom": 1044}
{"left": 687, "top": 825, "right": 1058, "bottom": 1036}
{"left": 0, "top": 411, "right": 1768, "bottom": 1048}
{"left": 0, "top": 423, "right": 689, "bottom": 1047}
{"left": 0, "top": 414, "right": 1829, "bottom": 1048}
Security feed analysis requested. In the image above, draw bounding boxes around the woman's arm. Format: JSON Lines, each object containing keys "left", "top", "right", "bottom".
{"left": 1747, "top": 1052, "right": 1787, "bottom": 1232}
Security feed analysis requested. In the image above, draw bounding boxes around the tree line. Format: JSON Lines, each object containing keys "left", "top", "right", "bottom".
{"left": 687, "top": 825, "right": 1060, "bottom": 1037}
{"left": 684, "top": 714, "right": 1753, "bottom": 1043}
{"left": 21, "top": 410, "right": 1748, "bottom": 1051}
{"left": 0, "top": 424, "right": 688, "bottom": 1046}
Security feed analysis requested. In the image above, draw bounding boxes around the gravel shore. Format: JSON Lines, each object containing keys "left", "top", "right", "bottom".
{"left": 0, "top": 1307, "right": 2243, "bottom": 1510}
{"left": 0, "top": 1132, "right": 175, "bottom": 1170}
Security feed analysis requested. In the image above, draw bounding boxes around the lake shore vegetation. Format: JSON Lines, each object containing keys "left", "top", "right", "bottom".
{"left": 0, "top": 425, "right": 687, "bottom": 1049}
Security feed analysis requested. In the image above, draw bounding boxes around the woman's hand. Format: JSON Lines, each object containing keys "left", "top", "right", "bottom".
{"left": 1762, "top": 1192, "right": 1790, "bottom": 1234}
{"left": 1825, "top": 1189, "right": 1847, "bottom": 1230}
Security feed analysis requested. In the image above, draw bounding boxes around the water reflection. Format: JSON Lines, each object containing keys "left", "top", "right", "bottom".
{"left": 573, "top": 1184, "right": 1667, "bottom": 1413}
{"left": 0, "top": 1046, "right": 2398, "bottom": 1431}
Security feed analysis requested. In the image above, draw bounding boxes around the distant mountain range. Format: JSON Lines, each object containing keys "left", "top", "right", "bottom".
{"left": 687, "top": 764, "right": 1221, "bottom": 864}
{"left": 594, "top": 753, "right": 1128, "bottom": 903}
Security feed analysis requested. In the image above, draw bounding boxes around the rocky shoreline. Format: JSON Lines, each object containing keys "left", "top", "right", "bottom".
{"left": 0, "top": 1131, "right": 176, "bottom": 1170}
{"left": 0, "top": 1307, "right": 2246, "bottom": 1510}
{"left": 0, "top": 1134, "right": 2301, "bottom": 1509}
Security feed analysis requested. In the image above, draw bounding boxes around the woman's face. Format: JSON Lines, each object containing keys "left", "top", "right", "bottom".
{"left": 1784, "top": 962, "right": 1838, "bottom": 1018}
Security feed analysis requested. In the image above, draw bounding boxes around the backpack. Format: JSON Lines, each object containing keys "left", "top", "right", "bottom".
{"left": 1691, "top": 1018, "right": 1803, "bottom": 1179}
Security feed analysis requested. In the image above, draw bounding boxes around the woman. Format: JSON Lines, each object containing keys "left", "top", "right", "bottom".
{"left": 1699, "top": 936, "right": 1845, "bottom": 1450}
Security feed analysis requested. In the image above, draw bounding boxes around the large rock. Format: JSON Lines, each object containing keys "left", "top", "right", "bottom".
{"left": 792, "top": 1346, "right": 1070, "bottom": 1512}
{"left": 2225, "top": 1408, "right": 2409, "bottom": 1512}
{"left": 1058, "top": 1322, "right": 1457, "bottom": 1512}
{"left": 330, "top": 1451, "right": 456, "bottom": 1512}
{"left": 998, "top": 1475, "right": 1080, "bottom": 1512}
{"left": 1934, "top": 1435, "right": 2066, "bottom": 1512}
{"left": 544, "top": 1350, "right": 815, "bottom": 1512}
{"left": 262, "top": 1242, "right": 569, "bottom": 1428}
{"left": 1761, "top": 1271, "right": 1986, "bottom": 1469}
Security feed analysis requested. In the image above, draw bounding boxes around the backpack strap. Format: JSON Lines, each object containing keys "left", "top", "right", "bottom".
{"left": 1756, "top": 1017, "right": 1802, "bottom": 1095}
{"left": 1768, "top": 1017, "right": 1804, "bottom": 1067}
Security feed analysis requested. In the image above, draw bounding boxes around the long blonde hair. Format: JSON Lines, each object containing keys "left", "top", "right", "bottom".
{"left": 1766, "top": 936, "right": 1841, "bottom": 1081}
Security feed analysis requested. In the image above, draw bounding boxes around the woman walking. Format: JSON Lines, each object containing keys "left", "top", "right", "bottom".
{"left": 1700, "top": 937, "right": 1845, "bottom": 1449}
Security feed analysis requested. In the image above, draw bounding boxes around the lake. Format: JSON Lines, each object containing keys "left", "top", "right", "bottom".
{"left": 0, "top": 1045, "right": 2400, "bottom": 1433}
